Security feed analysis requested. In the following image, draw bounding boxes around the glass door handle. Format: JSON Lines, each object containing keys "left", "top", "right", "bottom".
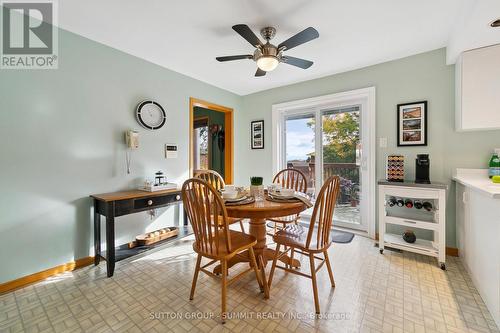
{"left": 361, "top": 156, "right": 368, "bottom": 170}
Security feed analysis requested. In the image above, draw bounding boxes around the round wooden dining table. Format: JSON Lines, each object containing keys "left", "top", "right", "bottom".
{"left": 215, "top": 196, "right": 308, "bottom": 275}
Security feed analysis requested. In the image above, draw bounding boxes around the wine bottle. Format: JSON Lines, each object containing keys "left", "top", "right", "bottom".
{"left": 405, "top": 199, "right": 413, "bottom": 208}
{"left": 396, "top": 198, "right": 404, "bottom": 207}
{"left": 414, "top": 200, "right": 423, "bottom": 209}
{"left": 387, "top": 197, "right": 397, "bottom": 207}
{"left": 423, "top": 201, "right": 433, "bottom": 211}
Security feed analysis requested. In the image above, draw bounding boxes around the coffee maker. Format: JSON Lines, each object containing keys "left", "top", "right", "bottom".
{"left": 415, "top": 154, "right": 430, "bottom": 184}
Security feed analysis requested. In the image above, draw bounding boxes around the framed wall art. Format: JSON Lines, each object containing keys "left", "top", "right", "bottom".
{"left": 397, "top": 101, "right": 427, "bottom": 146}
{"left": 251, "top": 120, "right": 264, "bottom": 149}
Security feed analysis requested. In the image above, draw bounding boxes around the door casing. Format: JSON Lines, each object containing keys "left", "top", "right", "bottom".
{"left": 271, "top": 87, "right": 376, "bottom": 238}
{"left": 189, "top": 97, "right": 234, "bottom": 184}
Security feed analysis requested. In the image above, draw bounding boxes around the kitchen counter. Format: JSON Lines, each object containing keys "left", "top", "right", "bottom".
{"left": 454, "top": 168, "right": 500, "bottom": 327}
{"left": 452, "top": 168, "right": 500, "bottom": 198}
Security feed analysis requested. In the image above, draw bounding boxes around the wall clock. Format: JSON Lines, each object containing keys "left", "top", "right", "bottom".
{"left": 136, "top": 100, "right": 166, "bottom": 130}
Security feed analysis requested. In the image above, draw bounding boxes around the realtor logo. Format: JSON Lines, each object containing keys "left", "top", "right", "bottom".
{"left": 1, "top": 0, "right": 58, "bottom": 69}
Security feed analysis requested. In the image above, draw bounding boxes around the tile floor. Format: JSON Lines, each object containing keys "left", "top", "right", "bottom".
{"left": 1, "top": 231, "right": 498, "bottom": 333}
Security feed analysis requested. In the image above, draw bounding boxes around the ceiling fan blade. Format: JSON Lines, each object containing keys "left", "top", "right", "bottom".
{"left": 255, "top": 68, "right": 266, "bottom": 77}
{"left": 216, "top": 55, "right": 253, "bottom": 62}
{"left": 232, "top": 24, "right": 263, "bottom": 47}
{"left": 278, "top": 27, "right": 319, "bottom": 51}
{"left": 282, "top": 56, "right": 313, "bottom": 69}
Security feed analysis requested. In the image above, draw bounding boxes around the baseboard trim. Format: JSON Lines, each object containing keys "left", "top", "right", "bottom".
{"left": 374, "top": 233, "right": 459, "bottom": 257}
{"left": 446, "top": 247, "right": 459, "bottom": 257}
{"left": 0, "top": 256, "right": 94, "bottom": 294}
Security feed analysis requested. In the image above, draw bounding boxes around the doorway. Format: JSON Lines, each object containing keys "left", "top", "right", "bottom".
{"left": 189, "top": 98, "right": 234, "bottom": 184}
{"left": 272, "top": 88, "right": 376, "bottom": 237}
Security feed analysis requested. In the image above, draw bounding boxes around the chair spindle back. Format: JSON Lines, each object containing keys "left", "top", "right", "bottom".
{"left": 182, "top": 178, "right": 231, "bottom": 256}
{"left": 305, "top": 176, "right": 341, "bottom": 251}
{"left": 194, "top": 169, "right": 225, "bottom": 191}
{"left": 272, "top": 168, "right": 307, "bottom": 194}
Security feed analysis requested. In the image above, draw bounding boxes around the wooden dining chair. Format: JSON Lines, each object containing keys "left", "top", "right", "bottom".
{"left": 194, "top": 169, "right": 245, "bottom": 233}
{"left": 268, "top": 176, "right": 341, "bottom": 314}
{"left": 267, "top": 168, "right": 308, "bottom": 234}
{"left": 182, "top": 178, "right": 266, "bottom": 323}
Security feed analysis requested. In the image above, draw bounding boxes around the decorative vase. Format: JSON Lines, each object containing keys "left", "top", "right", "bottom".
{"left": 402, "top": 230, "right": 416, "bottom": 243}
{"left": 250, "top": 185, "right": 264, "bottom": 201}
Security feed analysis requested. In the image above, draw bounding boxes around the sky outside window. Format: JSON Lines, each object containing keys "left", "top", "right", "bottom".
{"left": 285, "top": 116, "right": 315, "bottom": 162}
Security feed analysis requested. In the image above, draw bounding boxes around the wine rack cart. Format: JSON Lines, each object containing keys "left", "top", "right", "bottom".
{"left": 378, "top": 180, "right": 448, "bottom": 269}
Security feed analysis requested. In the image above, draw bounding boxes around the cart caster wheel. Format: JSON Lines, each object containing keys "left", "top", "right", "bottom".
{"left": 379, "top": 249, "right": 384, "bottom": 254}
{"left": 440, "top": 263, "right": 446, "bottom": 270}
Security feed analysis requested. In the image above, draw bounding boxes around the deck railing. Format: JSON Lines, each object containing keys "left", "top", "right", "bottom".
{"left": 286, "top": 162, "right": 359, "bottom": 203}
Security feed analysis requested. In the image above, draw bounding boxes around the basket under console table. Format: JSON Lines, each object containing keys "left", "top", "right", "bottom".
{"left": 378, "top": 180, "right": 448, "bottom": 270}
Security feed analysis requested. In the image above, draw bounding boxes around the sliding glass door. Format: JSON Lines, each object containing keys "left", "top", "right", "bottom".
{"left": 321, "top": 106, "right": 362, "bottom": 229}
{"left": 279, "top": 97, "right": 371, "bottom": 232}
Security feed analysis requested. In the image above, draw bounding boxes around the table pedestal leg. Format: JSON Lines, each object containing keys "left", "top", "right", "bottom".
{"left": 249, "top": 218, "right": 266, "bottom": 265}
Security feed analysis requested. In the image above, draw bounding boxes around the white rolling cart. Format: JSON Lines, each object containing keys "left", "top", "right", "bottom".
{"left": 378, "top": 181, "right": 447, "bottom": 270}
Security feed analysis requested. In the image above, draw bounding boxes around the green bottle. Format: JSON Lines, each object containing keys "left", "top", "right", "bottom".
{"left": 488, "top": 150, "right": 500, "bottom": 178}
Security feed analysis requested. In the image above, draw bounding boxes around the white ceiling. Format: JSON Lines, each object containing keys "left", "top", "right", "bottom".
{"left": 56, "top": 0, "right": 499, "bottom": 96}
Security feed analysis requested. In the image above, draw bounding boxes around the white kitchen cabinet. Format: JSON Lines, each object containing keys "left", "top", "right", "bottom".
{"left": 454, "top": 171, "right": 500, "bottom": 327}
{"left": 455, "top": 43, "right": 500, "bottom": 131}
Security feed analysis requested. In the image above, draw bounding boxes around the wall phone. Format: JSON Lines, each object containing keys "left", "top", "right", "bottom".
{"left": 125, "top": 130, "right": 139, "bottom": 149}
{"left": 125, "top": 130, "right": 139, "bottom": 174}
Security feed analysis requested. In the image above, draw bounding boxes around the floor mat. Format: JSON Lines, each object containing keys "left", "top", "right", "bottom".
{"left": 331, "top": 229, "right": 355, "bottom": 243}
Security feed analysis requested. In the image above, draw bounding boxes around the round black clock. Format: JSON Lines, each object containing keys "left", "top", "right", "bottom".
{"left": 136, "top": 100, "right": 166, "bottom": 130}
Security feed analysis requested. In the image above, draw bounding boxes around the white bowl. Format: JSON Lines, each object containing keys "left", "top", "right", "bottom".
{"left": 280, "top": 188, "right": 295, "bottom": 196}
{"left": 222, "top": 191, "right": 238, "bottom": 199}
{"left": 268, "top": 184, "right": 282, "bottom": 193}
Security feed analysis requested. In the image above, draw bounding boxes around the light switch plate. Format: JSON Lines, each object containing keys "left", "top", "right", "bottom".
{"left": 165, "top": 144, "right": 178, "bottom": 158}
{"left": 379, "top": 137, "right": 387, "bottom": 148}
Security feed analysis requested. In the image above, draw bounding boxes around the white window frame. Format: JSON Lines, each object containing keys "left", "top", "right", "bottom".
{"left": 271, "top": 87, "right": 376, "bottom": 239}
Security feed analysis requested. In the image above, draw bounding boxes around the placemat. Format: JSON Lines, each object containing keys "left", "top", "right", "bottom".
{"left": 224, "top": 196, "right": 255, "bottom": 206}
{"left": 266, "top": 196, "right": 301, "bottom": 203}
{"left": 267, "top": 194, "right": 313, "bottom": 208}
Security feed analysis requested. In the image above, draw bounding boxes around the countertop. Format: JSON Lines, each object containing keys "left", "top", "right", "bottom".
{"left": 377, "top": 180, "right": 448, "bottom": 190}
{"left": 452, "top": 168, "right": 500, "bottom": 199}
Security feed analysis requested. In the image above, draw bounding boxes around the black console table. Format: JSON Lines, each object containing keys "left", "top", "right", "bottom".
{"left": 90, "top": 188, "right": 186, "bottom": 277}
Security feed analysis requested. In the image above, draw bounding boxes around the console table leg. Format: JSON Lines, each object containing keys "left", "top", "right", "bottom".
{"left": 94, "top": 207, "right": 101, "bottom": 266}
{"left": 106, "top": 204, "right": 115, "bottom": 277}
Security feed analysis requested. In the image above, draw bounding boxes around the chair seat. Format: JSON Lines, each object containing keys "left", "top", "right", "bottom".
{"left": 267, "top": 214, "right": 299, "bottom": 224}
{"left": 273, "top": 224, "right": 325, "bottom": 252}
{"left": 193, "top": 230, "right": 256, "bottom": 257}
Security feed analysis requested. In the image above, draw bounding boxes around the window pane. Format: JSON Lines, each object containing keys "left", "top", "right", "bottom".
{"left": 322, "top": 106, "right": 361, "bottom": 225}
{"left": 284, "top": 114, "right": 315, "bottom": 196}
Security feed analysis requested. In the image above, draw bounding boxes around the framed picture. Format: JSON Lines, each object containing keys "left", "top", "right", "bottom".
{"left": 397, "top": 101, "right": 427, "bottom": 146}
{"left": 251, "top": 120, "right": 264, "bottom": 149}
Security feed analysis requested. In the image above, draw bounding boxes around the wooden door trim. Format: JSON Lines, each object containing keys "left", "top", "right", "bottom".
{"left": 189, "top": 98, "right": 234, "bottom": 184}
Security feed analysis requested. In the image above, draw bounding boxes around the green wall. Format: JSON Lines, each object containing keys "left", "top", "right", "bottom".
{"left": 0, "top": 28, "right": 241, "bottom": 283}
{"left": 193, "top": 106, "right": 226, "bottom": 177}
{"left": 236, "top": 48, "right": 500, "bottom": 248}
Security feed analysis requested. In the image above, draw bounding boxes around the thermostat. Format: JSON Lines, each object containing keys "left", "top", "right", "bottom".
{"left": 165, "top": 144, "right": 178, "bottom": 159}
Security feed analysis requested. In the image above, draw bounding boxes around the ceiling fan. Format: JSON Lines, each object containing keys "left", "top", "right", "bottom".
{"left": 216, "top": 24, "right": 319, "bottom": 77}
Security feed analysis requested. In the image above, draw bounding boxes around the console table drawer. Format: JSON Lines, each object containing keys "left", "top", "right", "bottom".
{"left": 134, "top": 195, "right": 170, "bottom": 210}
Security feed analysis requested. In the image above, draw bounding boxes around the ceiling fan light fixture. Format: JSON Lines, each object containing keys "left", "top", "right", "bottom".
{"left": 257, "top": 55, "right": 279, "bottom": 72}
{"left": 491, "top": 18, "right": 500, "bottom": 27}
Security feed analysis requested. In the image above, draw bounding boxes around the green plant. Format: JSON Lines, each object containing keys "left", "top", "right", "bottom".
{"left": 250, "top": 177, "right": 263, "bottom": 186}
